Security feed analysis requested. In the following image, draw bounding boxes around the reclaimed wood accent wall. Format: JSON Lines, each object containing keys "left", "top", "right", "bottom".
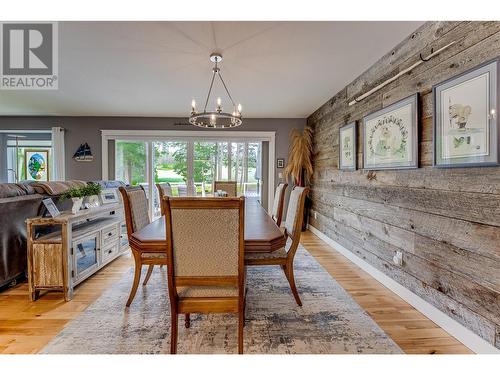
{"left": 307, "top": 21, "right": 500, "bottom": 348}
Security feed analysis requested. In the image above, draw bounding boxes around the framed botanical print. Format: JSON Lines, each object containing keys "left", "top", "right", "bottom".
{"left": 24, "top": 149, "right": 50, "bottom": 181}
{"left": 339, "top": 122, "right": 357, "bottom": 170}
{"left": 362, "top": 94, "right": 419, "bottom": 170}
{"left": 433, "top": 59, "right": 499, "bottom": 168}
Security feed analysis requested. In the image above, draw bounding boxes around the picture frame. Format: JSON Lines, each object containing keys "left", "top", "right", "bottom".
{"left": 42, "top": 198, "right": 60, "bottom": 218}
{"left": 433, "top": 58, "right": 499, "bottom": 168}
{"left": 362, "top": 93, "right": 419, "bottom": 170}
{"left": 24, "top": 149, "right": 50, "bottom": 181}
{"left": 339, "top": 122, "right": 357, "bottom": 171}
{"left": 277, "top": 158, "right": 285, "bottom": 168}
{"left": 100, "top": 188, "right": 119, "bottom": 204}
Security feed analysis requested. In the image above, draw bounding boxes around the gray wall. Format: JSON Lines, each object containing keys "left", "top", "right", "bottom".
{"left": 0, "top": 117, "right": 305, "bottom": 185}
{"left": 307, "top": 21, "right": 500, "bottom": 349}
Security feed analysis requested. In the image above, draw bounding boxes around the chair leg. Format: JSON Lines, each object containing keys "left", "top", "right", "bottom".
{"left": 284, "top": 264, "right": 302, "bottom": 307}
{"left": 142, "top": 265, "right": 154, "bottom": 286}
{"left": 126, "top": 251, "right": 142, "bottom": 307}
{"left": 184, "top": 313, "right": 191, "bottom": 328}
{"left": 238, "top": 308, "right": 244, "bottom": 354}
{"left": 171, "top": 312, "right": 178, "bottom": 354}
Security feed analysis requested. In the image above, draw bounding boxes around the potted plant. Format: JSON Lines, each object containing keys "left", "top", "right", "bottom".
{"left": 61, "top": 187, "right": 85, "bottom": 214}
{"left": 284, "top": 126, "right": 314, "bottom": 230}
{"left": 82, "top": 182, "right": 102, "bottom": 208}
{"left": 61, "top": 183, "right": 102, "bottom": 214}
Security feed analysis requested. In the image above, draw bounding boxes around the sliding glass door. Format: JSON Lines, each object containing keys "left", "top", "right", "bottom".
{"left": 113, "top": 136, "right": 265, "bottom": 219}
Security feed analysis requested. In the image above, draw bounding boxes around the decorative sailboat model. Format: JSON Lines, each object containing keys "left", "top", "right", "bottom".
{"left": 73, "top": 143, "right": 94, "bottom": 162}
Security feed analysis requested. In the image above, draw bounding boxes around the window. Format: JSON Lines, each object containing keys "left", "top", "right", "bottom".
{"left": 104, "top": 130, "right": 275, "bottom": 219}
{"left": 0, "top": 131, "right": 53, "bottom": 183}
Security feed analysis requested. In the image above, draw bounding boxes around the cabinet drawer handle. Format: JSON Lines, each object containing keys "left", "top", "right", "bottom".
{"left": 108, "top": 232, "right": 112, "bottom": 236}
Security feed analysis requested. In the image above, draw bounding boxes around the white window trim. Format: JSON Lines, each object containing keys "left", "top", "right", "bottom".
{"left": 101, "top": 129, "right": 276, "bottom": 212}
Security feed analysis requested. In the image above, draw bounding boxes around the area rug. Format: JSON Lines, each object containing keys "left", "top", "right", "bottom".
{"left": 41, "top": 246, "right": 402, "bottom": 354}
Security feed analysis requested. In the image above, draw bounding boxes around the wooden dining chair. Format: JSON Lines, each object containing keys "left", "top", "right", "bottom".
{"left": 177, "top": 184, "right": 188, "bottom": 196}
{"left": 271, "top": 182, "right": 288, "bottom": 227}
{"left": 214, "top": 181, "right": 237, "bottom": 197}
{"left": 245, "top": 186, "right": 309, "bottom": 306}
{"left": 119, "top": 186, "right": 167, "bottom": 306}
{"left": 163, "top": 196, "right": 246, "bottom": 354}
{"left": 156, "top": 182, "right": 172, "bottom": 213}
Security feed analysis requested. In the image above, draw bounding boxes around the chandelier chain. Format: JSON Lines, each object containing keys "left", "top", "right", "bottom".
{"left": 217, "top": 71, "right": 237, "bottom": 107}
{"left": 203, "top": 69, "right": 217, "bottom": 113}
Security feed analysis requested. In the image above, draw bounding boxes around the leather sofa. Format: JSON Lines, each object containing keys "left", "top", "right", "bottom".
{"left": 0, "top": 180, "right": 125, "bottom": 289}
{"left": 0, "top": 183, "right": 44, "bottom": 288}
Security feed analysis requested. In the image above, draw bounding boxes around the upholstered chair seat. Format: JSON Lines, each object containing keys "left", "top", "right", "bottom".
{"left": 177, "top": 285, "right": 239, "bottom": 298}
{"left": 244, "top": 247, "right": 287, "bottom": 260}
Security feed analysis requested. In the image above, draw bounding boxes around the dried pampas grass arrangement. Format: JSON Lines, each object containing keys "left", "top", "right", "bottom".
{"left": 284, "top": 126, "right": 314, "bottom": 186}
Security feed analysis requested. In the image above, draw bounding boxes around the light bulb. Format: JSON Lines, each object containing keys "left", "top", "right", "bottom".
{"left": 217, "top": 97, "right": 221, "bottom": 106}
{"left": 191, "top": 99, "right": 196, "bottom": 113}
{"left": 237, "top": 103, "right": 242, "bottom": 114}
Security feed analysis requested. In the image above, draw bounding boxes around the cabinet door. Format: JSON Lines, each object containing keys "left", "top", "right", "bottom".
{"left": 73, "top": 233, "right": 99, "bottom": 280}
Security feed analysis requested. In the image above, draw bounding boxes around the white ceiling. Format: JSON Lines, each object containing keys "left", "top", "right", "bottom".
{"left": 0, "top": 21, "right": 424, "bottom": 118}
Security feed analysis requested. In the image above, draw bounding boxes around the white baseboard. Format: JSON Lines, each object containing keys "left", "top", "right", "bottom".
{"left": 307, "top": 224, "right": 499, "bottom": 354}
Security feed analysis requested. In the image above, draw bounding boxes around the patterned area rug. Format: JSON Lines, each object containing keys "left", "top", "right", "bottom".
{"left": 41, "top": 247, "right": 402, "bottom": 354}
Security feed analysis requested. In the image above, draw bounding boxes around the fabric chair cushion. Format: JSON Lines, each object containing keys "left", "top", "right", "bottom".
{"left": 127, "top": 189, "right": 150, "bottom": 232}
{"left": 142, "top": 252, "right": 167, "bottom": 259}
{"left": 284, "top": 187, "right": 306, "bottom": 235}
{"left": 245, "top": 247, "right": 287, "bottom": 261}
{"left": 177, "top": 285, "right": 238, "bottom": 298}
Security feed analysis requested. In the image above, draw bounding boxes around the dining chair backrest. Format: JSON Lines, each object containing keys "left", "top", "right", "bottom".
{"left": 156, "top": 182, "right": 172, "bottom": 213}
{"left": 163, "top": 197, "right": 245, "bottom": 291}
{"left": 156, "top": 182, "right": 173, "bottom": 198}
{"left": 271, "top": 183, "right": 288, "bottom": 227}
{"left": 214, "top": 181, "right": 237, "bottom": 197}
{"left": 284, "top": 186, "right": 309, "bottom": 240}
{"left": 119, "top": 185, "right": 151, "bottom": 238}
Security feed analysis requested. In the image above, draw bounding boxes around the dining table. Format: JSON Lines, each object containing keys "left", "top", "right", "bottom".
{"left": 129, "top": 198, "right": 287, "bottom": 253}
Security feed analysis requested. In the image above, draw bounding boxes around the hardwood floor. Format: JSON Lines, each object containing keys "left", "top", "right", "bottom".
{"left": 0, "top": 231, "right": 471, "bottom": 354}
{"left": 0, "top": 255, "right": 132, "bottom": 354}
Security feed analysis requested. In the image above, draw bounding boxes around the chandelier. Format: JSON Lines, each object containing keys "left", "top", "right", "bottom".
{"left": 189, "top": 53, "right": 242, "bottom": 128}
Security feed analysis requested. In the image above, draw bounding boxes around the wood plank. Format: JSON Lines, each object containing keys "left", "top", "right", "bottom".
{"left": 314, "top": 184, "right": 500, "bottom": 227}
{"left": 312, "top": 193, "right": 500, "bottom": 262}
{"left": 312, "top": 164, "right": 500, "bottom": 195}
{"left": 309, "top": 216, "right": 497, "bottom": 345}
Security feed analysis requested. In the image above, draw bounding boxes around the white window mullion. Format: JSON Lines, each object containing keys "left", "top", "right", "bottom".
{"left": 187, "top": 141, "right": 195, "bottom": 195}
{"left": 227, "top": 142, "right": 232, "bottom": 180}
{"left": 147, "top": 141, "right": 154, "bottom": 219}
